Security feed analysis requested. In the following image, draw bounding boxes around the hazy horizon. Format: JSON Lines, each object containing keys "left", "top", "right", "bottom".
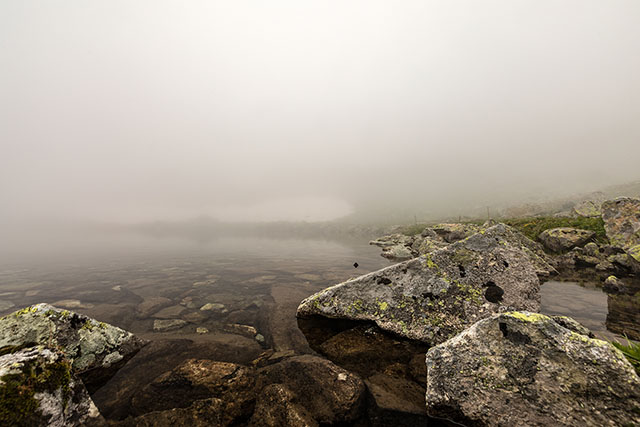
{"left": 2, "top": 1, "right": 640, "bottom": 242}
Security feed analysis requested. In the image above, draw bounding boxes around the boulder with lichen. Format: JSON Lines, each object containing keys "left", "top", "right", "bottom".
{"left": 0, "top": 304, "right": 146, "bottom": 392}
{"left": 425, "top": 311, "right": 640, "bottom": 426}
{"left": 0, "top": 346, "right": 102, "bottom": 426}
{"left": 538, "top": 227, "right": 595, "bottom": 252}
{"left": 298, "top": 224, "right": 546, "bottom": 345}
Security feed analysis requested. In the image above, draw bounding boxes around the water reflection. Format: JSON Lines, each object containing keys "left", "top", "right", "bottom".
{"left": 541, "top": 280, "right": 640, "bottom": 341}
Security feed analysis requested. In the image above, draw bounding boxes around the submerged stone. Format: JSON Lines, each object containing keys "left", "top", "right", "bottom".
{"left": 298, "top": 224, "right": 544, "bottom": 345}
{"left": 425, "top": 312, "right": 640, "bottom": 426}
{"left": 153, "top": 319, "right": 188, "bottom": 332}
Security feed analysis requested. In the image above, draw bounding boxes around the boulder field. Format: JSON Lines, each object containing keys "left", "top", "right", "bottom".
{"left": 296, "top": 221, "right": 640, "bottom": 425}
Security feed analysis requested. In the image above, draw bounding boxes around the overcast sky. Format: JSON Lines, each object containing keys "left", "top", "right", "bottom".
{"left": 2, "top": 1, "right": 639, "bottom": 225}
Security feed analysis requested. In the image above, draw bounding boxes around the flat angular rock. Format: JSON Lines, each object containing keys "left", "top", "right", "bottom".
{"left": 137, "top": 297, "right": 172, "bottom": 318}
{"left": 0, "top": 304, "right": 146, "bottom": 392}
{"left": 0, "top": 346, "right": 102, "bottom": 427}
{"left": 538, "top": 227, "right": 595, "bottom": 252}
{"left": 152, "top": 305, "right": 186, "bottom": 319}
{"left": 298, "top": 225, "right": 544, "bottom": 345}
{"left": 153, "top": 319, "right": 187, "bottom": 332}
{"left": 425, "top": 312, "right": 640, "bottom": 427}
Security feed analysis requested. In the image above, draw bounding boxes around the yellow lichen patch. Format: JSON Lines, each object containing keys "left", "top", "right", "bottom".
{"left": 503, "top": 312, "right": 549, "bottom": 323}
{"left": 378, "top": 301, "right": 389, "bottom": 311}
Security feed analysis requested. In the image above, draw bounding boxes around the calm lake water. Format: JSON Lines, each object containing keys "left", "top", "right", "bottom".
{"left": 0, "top": 235, "right": 636, "bottom": 348}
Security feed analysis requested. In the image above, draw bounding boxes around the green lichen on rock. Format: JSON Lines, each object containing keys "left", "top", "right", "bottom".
{"left": 0, "top": 304, "right": 146, "bottom": 392}
{"left": 0, "top": 347, "right": 76, "bottom": 426}
{"left": 426, "top": 312, "right": 640, "bottom": 426}
{"left": 628, "top": 244, "right": 640, "bottom": 263}
{"left": 298, "top": 224, "right": 543, "bottom": 344}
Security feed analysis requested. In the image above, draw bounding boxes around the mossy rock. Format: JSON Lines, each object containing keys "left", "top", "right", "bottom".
{"left": 426, "top": 312, "right": 640, "bottom": 426}
{"left": 0, "top": 346, "right": 99, "bottom": 426}
{"left": 0, "top": 304, "right": 146, "bottom": 392}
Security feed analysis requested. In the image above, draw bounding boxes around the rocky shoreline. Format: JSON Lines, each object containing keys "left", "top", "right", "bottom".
{"left": 1, "top": 197, "right": 639, "bottom": 426}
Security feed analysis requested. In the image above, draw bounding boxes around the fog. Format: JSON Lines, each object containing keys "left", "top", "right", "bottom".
{"left": 2, "top": 1, "right": 640, "bottom": 249}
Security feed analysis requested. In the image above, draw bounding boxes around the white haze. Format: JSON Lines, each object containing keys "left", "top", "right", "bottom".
{"left": 1, "top": 1, "right": 640, "bottom": 237}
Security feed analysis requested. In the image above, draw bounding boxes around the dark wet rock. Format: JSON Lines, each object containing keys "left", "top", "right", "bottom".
{"left": 248, "top": 384, "right": 318, "bottom": 427}
{"left": 538, "top": 227, "right": 595, "bottom": 252}
{"left": 296, "top": 321, "right": 429, "bottom": 425}
{"left": 136, "top": 297, "right": 172, "bottom": 318}
{"left": 365, "top": 373, "right": 428, "bottom": 427}
{"left": 606, "top": 290, "right": 640, "bottom": 341}
{"left": 93, "top": 337, "right": 263, "bottom": 420}
{"left": 251, "top": 349, "right": 297, "bottom": 368}
{"left": 298, "top": 224, "right": 544, "bottom": 345}
{"left": 573, "top": 200, "right": 602, "bottom": 218}
{"left": 0, "top": 346, "right": 102, "bottom": 427}
{"left": 117, "top": 398, "right": 227, "bottom": 427}
{"left": 152, "top": 319, "right": 187, "bottom": 332}
{"left": 130, "top": 359, "right": 255, "bottom": 420}
{"left": 0, "top": 304, "right": 146, "bottom": 393}
{"left": 602, "top": 197, "right": 640, "bottom": 249}
{"left": 307, "top": 324, "right": 428, "bottom": 378}
{"left": 603, "top": 275, "right": 627, "bottom": 294}
{"left": 425, "top": 311, "right": 640, "bottom": 427}
{"left": 256, "top": 355, "right": 366, "bottom": 424}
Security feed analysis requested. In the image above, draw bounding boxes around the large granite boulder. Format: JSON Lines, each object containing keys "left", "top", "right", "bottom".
{"left": 538, "top": 227, "right": 595, "bottom": 252}
{"left": 130, "top": 359, "right": 255, "bottom": 421}
{"left": 255, "top": 355, "right": 366, "bottom": 425}
{"left": 0, "top": 346, "right": 101, "bottom": 427}
{"left": 602, "top": 197, "right": 640, "bottom": 249}
{"left": 425, "top": 312, "right": 640, "bottom": 426}
{"left": 0, "top": 304, "right": 146, "bottom": 392}
{"left": 298, "top": 225, "right": 547, "bottom": 345}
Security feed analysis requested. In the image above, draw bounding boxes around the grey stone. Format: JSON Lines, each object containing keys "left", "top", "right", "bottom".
{"left": 538, "top": 227, "right": 595, "bottom": 252}
{"left": 298, "top": 224, "right": 544, "bottom": 345}
{"left": 0, "top": 346, "right": 102, "bottom": 426}
{"left": 0, "top": 304, "right": 146, "bottom": 392}
{"left": 425, "top": 312, "right": 640, "bottom": 426}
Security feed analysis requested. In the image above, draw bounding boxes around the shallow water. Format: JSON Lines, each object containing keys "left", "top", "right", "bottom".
{"left": 0, "top": 237, "right": 389, "bottom": 350}
{"left": 1, "top": 237, "right": 637, "bottom": 345}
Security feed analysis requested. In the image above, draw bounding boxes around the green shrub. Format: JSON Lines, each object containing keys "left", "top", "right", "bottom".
{"left": 501, "top": 216, "right": 607, "bottom": 243}
{"left": 611, "top": 338, "right": 640, "bottom": 375}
